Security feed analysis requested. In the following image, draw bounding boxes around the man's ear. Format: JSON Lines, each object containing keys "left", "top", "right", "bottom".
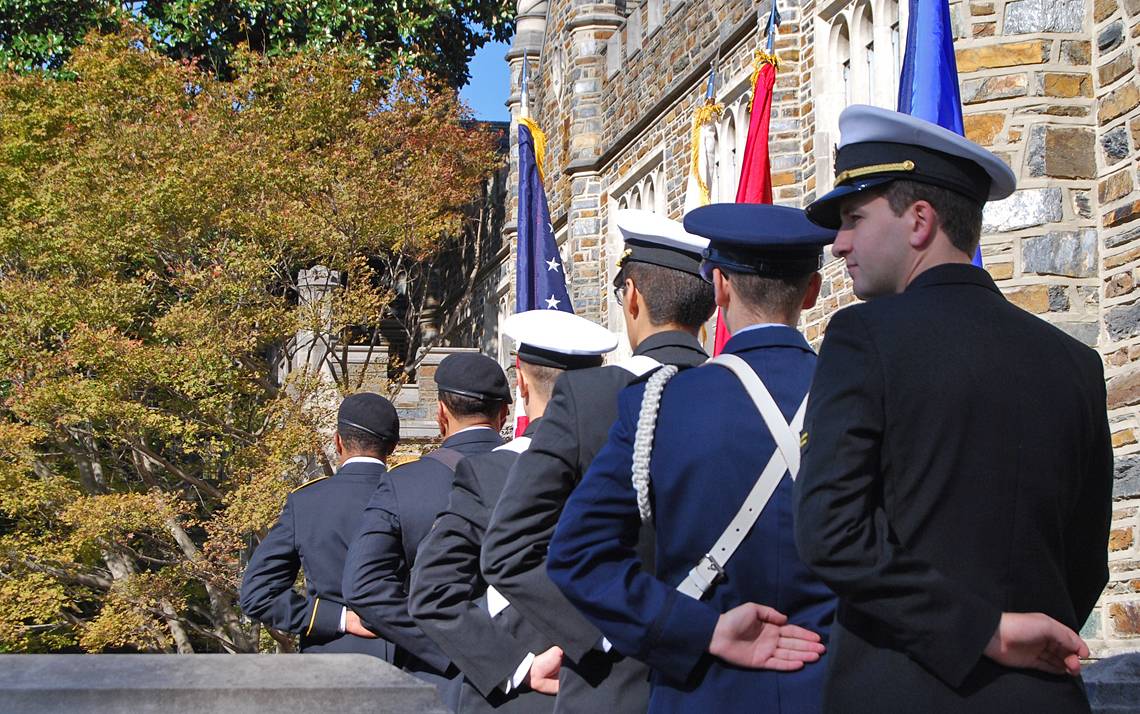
{"left": 713, "top": 268, "right": 731, "bottom": 310}
{"left": 626, "top": 281, "right": 641, "bottom": 321}
{"left": 517, "top": 365, "right": 530, "bottom": 402}
{"left": 908, "top": 200, "right": 939, "bottom": 251}
{"left": 496, "top": 402, "right": 510, "bottom": 430}
{"left": 334, "top": 432, "right": 345, "bottom": 457}
{"left": 436, "top": 401, "right": 449, "bottom": 431}
{"left": 802, "top": 272, "right": 823, "bottom": 310}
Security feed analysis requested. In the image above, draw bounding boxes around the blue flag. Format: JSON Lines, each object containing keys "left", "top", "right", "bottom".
{"left": 516, "top": 122, "right": 573, "bottom": 313}
{"left": 897, "top": 0, "right": 981, "bottom": 265}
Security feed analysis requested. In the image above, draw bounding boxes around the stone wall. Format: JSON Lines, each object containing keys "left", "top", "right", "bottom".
{"left": 511, "top": 0, "right": 1140, "bottom": 657}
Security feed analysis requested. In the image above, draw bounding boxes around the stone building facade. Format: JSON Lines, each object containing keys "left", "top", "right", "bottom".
{"left": 497, "top": 0, "right": 1140, "bottom": 656}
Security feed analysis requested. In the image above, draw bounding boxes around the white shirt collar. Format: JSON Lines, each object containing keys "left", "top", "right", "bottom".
{"left": 340, "top": 456, "right": 385, "bottom": 468}
{"left": 732, "top": 322, "right": 788, "bottom": 336}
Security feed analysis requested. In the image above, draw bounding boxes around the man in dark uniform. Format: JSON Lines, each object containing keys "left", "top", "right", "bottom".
{"left": 482, "top": 210, "right": 716, "bottom": 713}
{"left": 410, "top": 309, "right": 619, "bottom": 713}
{"left": 548, "top": 204, "right": 835, "bottom": 713}
{"left": 795, "top": 105, "right": 1112, "bottom": 713}
{"left": 344, "top": 353, "right": 510, "bottom": 707}
{"left": 239, "top": 392, "right": 399, "bottom": 659}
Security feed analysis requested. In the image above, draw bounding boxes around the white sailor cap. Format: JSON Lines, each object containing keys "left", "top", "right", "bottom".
{"left": 502, "top": 310, "right": 618, "bottom": 370}
{"left": 614, "top": 210, "right": 709, "bottom": 277}
{"left": 806, "top": 105, "right": 1018, "bottom": 229}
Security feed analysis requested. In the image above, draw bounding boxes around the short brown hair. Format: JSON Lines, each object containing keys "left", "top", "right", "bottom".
{"left": 880, "top": 180, "right": 983, "bottom": 255}
{"left": 725, "top": 271, "right": 814, "bottom": 316}
{"left": 518, "top": 361, "right": 563, "bottom": 404}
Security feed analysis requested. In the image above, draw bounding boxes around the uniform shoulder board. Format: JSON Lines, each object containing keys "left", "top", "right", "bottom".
{"left": 291, "top": 476, "right": 329, "bottom": 493}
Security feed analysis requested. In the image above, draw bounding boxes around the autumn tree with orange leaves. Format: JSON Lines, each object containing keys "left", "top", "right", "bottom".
{"left": 0, "top": 25, "right": 501, "bottom": 653}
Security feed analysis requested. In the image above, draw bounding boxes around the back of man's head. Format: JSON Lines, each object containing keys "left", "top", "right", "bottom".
{"left": 517, "top": 361, "right": 563, "bottom": 406}
{"left": 439, "top": 391, "right": 509, "bottom": 425}
{"left": 726, "top": 270, "right": 816, "bottom": 319}
{"left": 434, "top": 352, "right": 511, "bottom": 433}
{"left": 623, "top": 262, "right": 716, "bottom": 329}
{"left": 336, "top": 392, "right": 400, "bottom": 459}
{"left": 338, "top": 424, "right": 396, "bottom": 459}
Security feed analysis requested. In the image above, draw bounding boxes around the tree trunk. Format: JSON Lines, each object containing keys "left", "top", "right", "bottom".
{"left": 159, "top": 598, "right": 195, "bottom": 654}
{"left": 164, "top": 515, "right": 253, "bottom": 652}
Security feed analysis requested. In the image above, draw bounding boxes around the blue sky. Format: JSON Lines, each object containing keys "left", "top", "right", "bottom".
{"left": 461, "top": 39, "right": 512, "bottom": 121}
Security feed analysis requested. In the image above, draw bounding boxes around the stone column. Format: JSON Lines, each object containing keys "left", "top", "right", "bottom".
{"left": 563, "top": 1, "right": 624, "bottom": 323}
{"left": 1092, "top": 0, "right": 1140, "bottom": 652}
{"left": 294, "top": 265, "right": 342, "bottom": 473}
{"left": 294, "top": 265, "right": 342, "bottom": 383}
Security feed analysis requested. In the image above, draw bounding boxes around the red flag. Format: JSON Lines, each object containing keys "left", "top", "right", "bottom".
{"left": 713, "top": 51, "right": 778, "bottom": 355}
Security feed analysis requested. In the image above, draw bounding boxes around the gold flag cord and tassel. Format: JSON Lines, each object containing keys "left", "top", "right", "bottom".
{"left": 519, "top": 116, "right": 547, "bottom": 182}
{"left": 747, "top": 50, "right": 779, "bottom": 112}
{"left": 688, "top": 99, "right": 724, "bottom": 206}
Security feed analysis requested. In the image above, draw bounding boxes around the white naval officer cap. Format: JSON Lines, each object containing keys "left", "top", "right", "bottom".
{"left": 806, "top": 105, "right": 1018, "bottom": 229}
{"left": 502, "top": 310, "right": 619, "bottom": 370}
{"left": 614, "top": 210, "right": 709, "bottom": 277}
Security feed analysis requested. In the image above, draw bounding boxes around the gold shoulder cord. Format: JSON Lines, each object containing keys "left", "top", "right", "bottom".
{"left": 291, "top": 476, "right": 329, "bottom": 493}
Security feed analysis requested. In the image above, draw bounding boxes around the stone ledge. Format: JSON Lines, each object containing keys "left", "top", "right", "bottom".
{"left": 1086, "top": 653, "right": 1140, "bottom": 713}
{"left": 0, "top": 654, "right": 446, "bottom": 714}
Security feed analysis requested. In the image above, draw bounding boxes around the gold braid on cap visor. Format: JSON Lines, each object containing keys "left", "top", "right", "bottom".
{"left": 834, "top": 160, "right": 915, "bottom": 185}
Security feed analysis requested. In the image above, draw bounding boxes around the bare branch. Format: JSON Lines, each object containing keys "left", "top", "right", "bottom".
{"left": 125, "top": 439, "right": 224, "bottom": 500}
{"left": 18, "top": 558, "right": 114, "bottom": 591}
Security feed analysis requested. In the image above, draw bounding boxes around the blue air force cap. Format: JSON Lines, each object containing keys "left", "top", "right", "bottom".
{"left": 503, "top": 310, "right": 618, "bottom": 370}
{"left": 806, "top": 105, "right": 1018, "bottom": 229}
{"left": 338, "top": 392, "right": 400, "bottom": 442}
{"left": 682, "top": 203, "right": 837, "bottom": 281}
{"left": 614, "top": 210, "right": 709, "bottom": 277}
{"left": 435, "top": 352, "right": 512, "bottom": 403}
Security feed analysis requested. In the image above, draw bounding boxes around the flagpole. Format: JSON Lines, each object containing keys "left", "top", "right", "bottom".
{"left": 514, "top": 56, "right": 531, "bottom": 434}
{"left": 519, "top": 54, "right": 531, "bottom": 120}
{"left": 766, "top": 2, "right": 780, "bottom": 52}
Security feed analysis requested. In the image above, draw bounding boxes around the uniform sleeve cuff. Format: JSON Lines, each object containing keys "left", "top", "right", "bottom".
{"left": 932, "top": 604, "right": 1003, "bottom": 687}
{"left": 307, "top": 597, "right": 346, "bottom": 639}
{"left": 501, "top": 652, "right": 536, "bottom": 694}
{"left": 642, "top": 592, "right": 720, "bottom": 681}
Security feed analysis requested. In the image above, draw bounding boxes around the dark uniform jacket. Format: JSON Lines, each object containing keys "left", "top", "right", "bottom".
{"left": 343, "top": 428, "right": 504, "bottom": 697}
{"left": 482, "top": 330, "right": 707, "bottom": 713}
{"left": 239, "top": 459, "right": 395, "bottom": 660}
{"left": 410, "top": 420, "right": 555, "bottom": 714}
{"left": 795, "top": 264, "right": 1113, "bottom": 714}
{"left": 548, "top": 325, "right": 835, "bottom": 714}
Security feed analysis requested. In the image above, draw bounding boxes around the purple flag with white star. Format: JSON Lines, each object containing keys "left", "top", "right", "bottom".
{"left": 516, "top": 123, "right": 573, "bottom": 314}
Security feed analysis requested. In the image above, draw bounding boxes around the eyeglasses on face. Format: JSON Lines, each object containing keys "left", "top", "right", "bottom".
{"left": 613, "top": 280, "right": 627, "bottom": 306}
